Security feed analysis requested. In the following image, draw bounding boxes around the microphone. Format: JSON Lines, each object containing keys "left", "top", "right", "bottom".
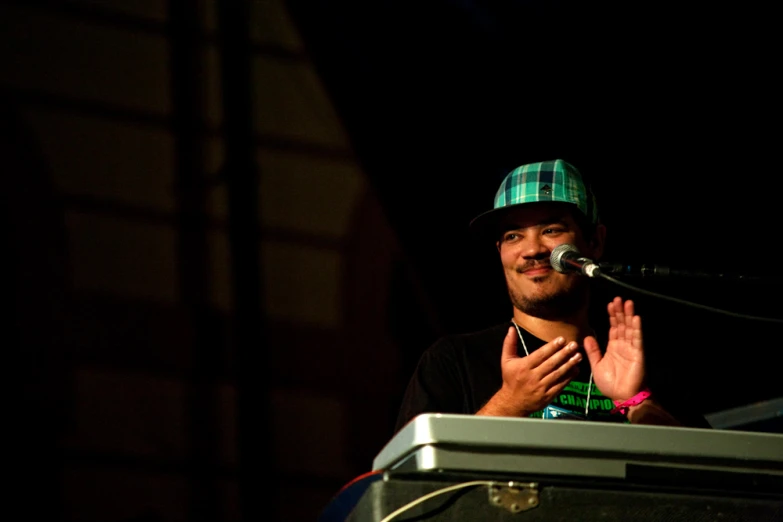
{"left": 550, "top": 244, "right": 602, "bottom": 278}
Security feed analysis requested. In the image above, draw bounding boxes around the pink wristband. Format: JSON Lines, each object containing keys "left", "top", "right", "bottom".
{"left": 610, "top": 389, "right": 651, "bottom": 415}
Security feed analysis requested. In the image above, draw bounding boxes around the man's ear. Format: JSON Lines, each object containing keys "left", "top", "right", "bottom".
{"left": 590, "top": 223, "right": 607, "bottom": 260}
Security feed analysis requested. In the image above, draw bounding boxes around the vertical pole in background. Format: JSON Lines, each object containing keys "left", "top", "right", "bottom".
{"left": 217, "top": 1, "right": 269, "bottom": 519}
{"left": 169, "top": 1, "right": 221, "bottom": 520}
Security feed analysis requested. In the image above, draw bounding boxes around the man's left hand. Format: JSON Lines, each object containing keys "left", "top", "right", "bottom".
{"left": 583, "top": 296, "right": 647, "bottom": 401}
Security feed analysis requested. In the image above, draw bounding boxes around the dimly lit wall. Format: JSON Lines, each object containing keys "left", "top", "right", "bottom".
{"left": 4, "top": 1, "right": 428, "bottom": 521}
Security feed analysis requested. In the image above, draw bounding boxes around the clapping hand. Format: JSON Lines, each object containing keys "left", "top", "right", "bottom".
{"left": 583, "top": 297, "right": 646, "bottom": 401}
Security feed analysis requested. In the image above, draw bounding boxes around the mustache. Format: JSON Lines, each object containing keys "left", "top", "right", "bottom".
{"left": 516, "top": 261, "right": 551, "bottom": 273}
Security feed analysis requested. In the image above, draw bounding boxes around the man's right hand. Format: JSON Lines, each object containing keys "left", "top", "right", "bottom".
{"left": 477, "top": 326, "right": 582, "bottom": 417}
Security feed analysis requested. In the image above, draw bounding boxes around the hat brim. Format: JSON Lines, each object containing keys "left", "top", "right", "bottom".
{"left": 469, "top": 201, "right": 588, "bottom": 242}
{"left": 468, "top": 203, "right": 524, "bottom": 242}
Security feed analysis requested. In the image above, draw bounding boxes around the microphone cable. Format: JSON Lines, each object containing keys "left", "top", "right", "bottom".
{"left": 596, "top": 272, "right": 783, "bottom": 324}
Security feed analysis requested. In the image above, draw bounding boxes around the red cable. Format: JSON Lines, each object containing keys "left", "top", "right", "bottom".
{"left": 337, "top": 470, "right": 382, "bottom": 494}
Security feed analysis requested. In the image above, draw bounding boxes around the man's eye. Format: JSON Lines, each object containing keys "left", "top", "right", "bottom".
{"left": 543, "top": 228, "right": 564, "bottom": 235}
{"left": 503, "top": 233, "right": 518, "bottom": 241}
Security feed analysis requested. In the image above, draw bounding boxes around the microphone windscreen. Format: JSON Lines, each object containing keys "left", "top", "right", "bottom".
{"left": 550, "top": 243, "right": 581, "bottom": 273}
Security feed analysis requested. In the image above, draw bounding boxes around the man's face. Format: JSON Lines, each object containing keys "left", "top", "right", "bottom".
{"left": 495, "top": 203, "right": 605, "bottom": 319}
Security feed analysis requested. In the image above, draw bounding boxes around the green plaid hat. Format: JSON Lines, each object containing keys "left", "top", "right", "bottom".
{"left": 469, "top": 159, "right": 599, "bottom": 238}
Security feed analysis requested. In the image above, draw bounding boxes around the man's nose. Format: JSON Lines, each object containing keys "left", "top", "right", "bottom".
{"left": 521, "top": 235, "right": 550, "bottom": 259}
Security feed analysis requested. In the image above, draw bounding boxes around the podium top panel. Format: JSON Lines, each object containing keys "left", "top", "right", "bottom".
{"left": 373, "top": 413, "right": 783, "bottom": 472}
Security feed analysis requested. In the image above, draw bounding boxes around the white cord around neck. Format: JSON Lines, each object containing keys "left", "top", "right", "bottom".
{"left": 512, "top": 320, "right": 531, "bottom": 356}
{"left": 512, "top": 321, "right": 593, "bottom": 417}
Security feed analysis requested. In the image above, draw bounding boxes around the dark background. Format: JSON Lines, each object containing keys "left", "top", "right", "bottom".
{"left": 286, "top": 0, "right": 783, "bottom": 413}
{"left": 5, "top": 2, "right": 781, "bottom": 521}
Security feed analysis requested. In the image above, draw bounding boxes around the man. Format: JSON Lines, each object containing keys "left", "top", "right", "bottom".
{"left": 395, "top": 159, "right": 709, "bottom": 432}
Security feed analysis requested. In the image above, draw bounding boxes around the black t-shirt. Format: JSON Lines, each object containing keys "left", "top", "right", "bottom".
{"left": 395, "top": 321, "right": 710, "bottom": 433}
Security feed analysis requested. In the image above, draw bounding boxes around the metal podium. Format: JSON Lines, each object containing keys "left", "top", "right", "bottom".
{"left": 342, "top": 414, "right": 783, "bottom": 521}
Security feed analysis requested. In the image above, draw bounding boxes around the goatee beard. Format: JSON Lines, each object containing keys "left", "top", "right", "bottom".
{"left": 509, "top": 277, "right": 589, "bottom": 320}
